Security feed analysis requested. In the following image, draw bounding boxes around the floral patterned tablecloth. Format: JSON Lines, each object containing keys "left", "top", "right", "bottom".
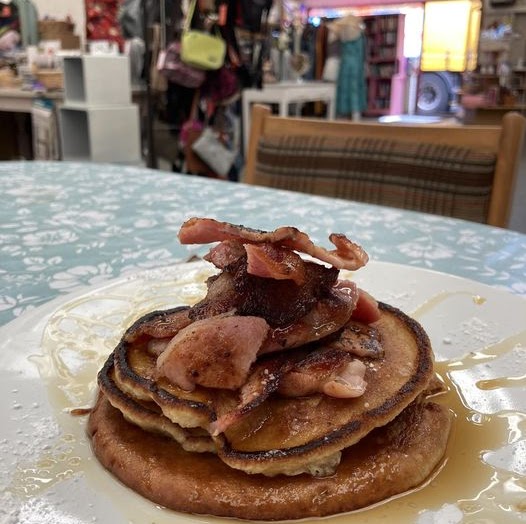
{"left": 1, "top": 161, "right": 525, "bottom": 326}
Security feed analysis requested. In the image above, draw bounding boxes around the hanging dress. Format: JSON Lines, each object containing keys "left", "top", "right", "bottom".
{"left": 336, "top": 32, "right": 367, "bottom": 116}
{"left": 330, "top": 16, "right": 367, "bottom": 117}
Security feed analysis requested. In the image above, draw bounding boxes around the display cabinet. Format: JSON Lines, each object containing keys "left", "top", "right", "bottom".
{"left": 363, "top": 14, "right": 406, "bottom": 116}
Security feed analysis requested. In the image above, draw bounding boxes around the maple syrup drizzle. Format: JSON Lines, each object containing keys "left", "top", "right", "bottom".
{"left": 6, "top": 279, "right": 526, "bottom": 523}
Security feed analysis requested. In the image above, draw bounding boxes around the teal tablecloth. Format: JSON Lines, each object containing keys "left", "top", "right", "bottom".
{"left": 1, "top": 161, "right": 525, "bottom": 326}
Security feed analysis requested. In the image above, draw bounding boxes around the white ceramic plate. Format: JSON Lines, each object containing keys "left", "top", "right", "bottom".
{"left": 0, "top": 261, "right": 525, "bottom": 524}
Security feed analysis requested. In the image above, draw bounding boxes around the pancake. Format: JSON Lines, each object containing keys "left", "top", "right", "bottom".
{"left": 98, "top": 355, "right": 215, "bottom": 453}
{"left": 88, "top": 392, "right": 452, "bottom": 520}
{"left": 108, "top": 301, "right": 434, "bottom": 476}
{"left": 88, "top": 218, "right": 453, "bottom": 519}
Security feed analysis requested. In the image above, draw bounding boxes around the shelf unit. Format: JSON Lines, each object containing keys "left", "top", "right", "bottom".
{"left": 59, "top": 55, "right": 140, "bottom": 163}
{"left": 63, "top": 55, "right": 131, "bottom": 106}
{"left": 465, "top": 37, "right": 518, "bottom": 107}
{"left": 363, "top": 14, "right": 406, "bottom": 116}
{"left": 511, "top": 67, "right": 526, "bottom": 106}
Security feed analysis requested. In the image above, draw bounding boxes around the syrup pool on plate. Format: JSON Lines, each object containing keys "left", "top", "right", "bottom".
{"left": 5, "top": 262, "right": 526, "bottom": 523}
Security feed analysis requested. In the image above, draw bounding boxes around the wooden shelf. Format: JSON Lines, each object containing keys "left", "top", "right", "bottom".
{"left": 363, "top": 14, "right": 405, "bottom": 116}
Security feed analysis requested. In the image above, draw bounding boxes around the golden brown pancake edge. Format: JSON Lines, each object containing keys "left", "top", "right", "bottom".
{"left": 88, "top": 392, "right": 451, "bottom": 520}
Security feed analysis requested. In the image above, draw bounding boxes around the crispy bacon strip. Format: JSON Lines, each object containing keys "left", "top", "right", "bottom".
{"left": 244, "top": 243, "right": 306, "bottom": 285}
{"left": 204, "top": 241, "right": 307, "bottom": 285}
{"left": 259, "top": 283, "right": 358, "bottom": 354}
{"left": 178, "top": 217, "right": 368, "bottom": 270}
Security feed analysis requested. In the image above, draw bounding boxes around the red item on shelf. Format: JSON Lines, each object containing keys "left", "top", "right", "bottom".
{"left": 85, "top": 0, "right": 123, "bottom": 50}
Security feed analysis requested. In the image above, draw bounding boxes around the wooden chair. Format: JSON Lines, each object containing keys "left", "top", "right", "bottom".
{"left": 244, "top": 104, "right": 525, "bottom": 228}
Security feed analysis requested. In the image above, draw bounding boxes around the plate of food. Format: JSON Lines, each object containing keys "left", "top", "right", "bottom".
{"left": 0, "top": 218, "right": 524, "bottom": 524}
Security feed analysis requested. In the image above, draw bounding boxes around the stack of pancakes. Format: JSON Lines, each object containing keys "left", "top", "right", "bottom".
{"left": 88, "top": 219, "right": 452, "bottom": 520}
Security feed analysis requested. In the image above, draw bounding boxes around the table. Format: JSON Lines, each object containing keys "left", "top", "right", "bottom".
{"left": 1, "top": 161, "right": 525, "bottom": 329}
{"left": 242, "top": 81, "right": 336, "bottom": 154}
{"left": 0, "top": 87, "right": 63, "bottom": 113}
{"left": 0, "top": 86, "right": 146, "bottom": 113}
{"left": 0, "top": 87, "right": 146, "bottom": 161}
{"left": 1, "top": 161, "right": 526, "bottom": 524}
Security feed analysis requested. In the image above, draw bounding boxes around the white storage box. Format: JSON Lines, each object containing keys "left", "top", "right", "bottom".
{"left": 63, "top": 55, "right": 131, "bottom": 105}
{"left": 59, "top": 105, "right": 140, "bottom": 163}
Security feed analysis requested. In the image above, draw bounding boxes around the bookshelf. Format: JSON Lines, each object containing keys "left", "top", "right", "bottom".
{"left": 363, "top": 14, "right": 406, "bottom": 116}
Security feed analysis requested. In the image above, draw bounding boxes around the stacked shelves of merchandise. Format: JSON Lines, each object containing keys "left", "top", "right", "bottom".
{"left": 363, "top": 14, "right": 406, "bottom": 116}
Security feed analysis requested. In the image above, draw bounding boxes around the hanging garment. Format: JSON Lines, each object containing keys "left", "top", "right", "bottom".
{"left": 118, "top": 0, "right": 142, "bottom": 39}
{"left": 336, "top": 34, "right": 367, "bottom": 116}
{"left": 8, "top": 1, "right": 37, "bottom": 46}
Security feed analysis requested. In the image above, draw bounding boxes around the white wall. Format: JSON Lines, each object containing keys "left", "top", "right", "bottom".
{"left": 33, "top": 0, "right": 86, "bottom": 45}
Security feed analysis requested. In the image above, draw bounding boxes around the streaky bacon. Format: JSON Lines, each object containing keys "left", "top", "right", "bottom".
{"left": 204, "top": 241, "right": 307, "bottom": 285}
{"left": 211, "top": 349, "right": 367, "bottom": 435}
{"left": 244, "top": 243, "right": 306, "bottom": 285}
{"left": 204, "top": 240, "right": 245, "bottom": 269}
{"left": 189, "top": 272, "right": 239, "bottom": 320}
{"left": 259, "top": 283, "right": 358, "bottom": 354}
{"left": 178, "top": 217, "right": 368, "bottom": 270}
{"left": 188, "top": 257, "right": 338, "bottom": 328}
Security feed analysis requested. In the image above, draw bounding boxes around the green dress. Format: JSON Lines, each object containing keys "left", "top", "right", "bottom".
{"left": 336, "top": 34, "right": 367, "bottom": 116}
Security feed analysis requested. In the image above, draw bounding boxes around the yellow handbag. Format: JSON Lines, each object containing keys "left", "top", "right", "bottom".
{"left": 181, "top": 0, "right": 226, "bottom": 71}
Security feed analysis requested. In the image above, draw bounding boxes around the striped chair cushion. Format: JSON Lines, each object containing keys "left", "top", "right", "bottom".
{"left": 254, "top": 135, "right": 497, "bottom": 223}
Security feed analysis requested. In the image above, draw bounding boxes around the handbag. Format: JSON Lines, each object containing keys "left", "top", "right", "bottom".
{"left": 192, "top": 127, "right": 236, "bottom": 177}
{"left": 158, "top": 41, "right": 206, "bottom": 88}
{"left": 181, "top": 90, "right": 217, "bottom": 177}
{"left": 180, "top": 0, "right": 226, "bottom": 71}
{"left": 205, "top": 65, "right": 239, "bottom": 104}
{"left": 155, "top": 0, "right": 205, "bottom": 88}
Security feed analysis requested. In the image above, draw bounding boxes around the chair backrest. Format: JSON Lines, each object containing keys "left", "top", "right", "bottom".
{"left": 244, "top": 104, "right": 525, "bottom": 228}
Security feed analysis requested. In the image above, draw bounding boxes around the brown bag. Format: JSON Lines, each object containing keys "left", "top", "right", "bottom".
{"left": 181, "top": 90, "right": 218, "bottom": 177}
